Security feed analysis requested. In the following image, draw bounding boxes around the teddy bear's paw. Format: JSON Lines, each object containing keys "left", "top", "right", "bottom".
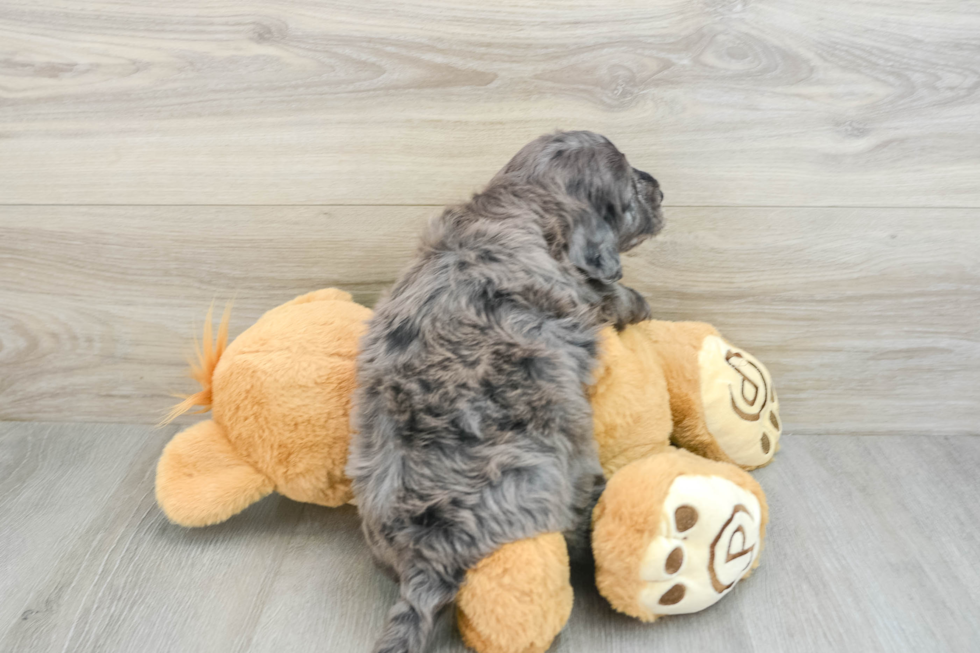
{"left": 638, "top": 474, "right": 762, "bottom": 615}
{"left": 698, "top": 335, "right": 781, "bottom": 469}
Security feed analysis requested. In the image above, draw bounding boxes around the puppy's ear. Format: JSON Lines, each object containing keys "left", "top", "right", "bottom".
{"left": 568, "top": 213, "right": 622, "bottom": 283}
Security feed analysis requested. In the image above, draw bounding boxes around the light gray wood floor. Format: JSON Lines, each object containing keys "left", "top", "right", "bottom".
{"left": 1, "top": 0, "right": 979, "bottom": 435}
{"left": 2, "top": 0, "right": 979, "bottom": 207}
{"left": 2, "top": 207, "right": 977, "bottom": 436}
{"left": 2, "top": 422, "right": 978, "bottom": 653}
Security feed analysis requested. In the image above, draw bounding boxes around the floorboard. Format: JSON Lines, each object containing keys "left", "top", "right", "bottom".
{"left": 2, "top": 206, "right": 976, "bottom": 434}
{"left": 1, "top": 0, "right": 978, "bottom": 206}
{"left": 2, "top": 422, "right": 977, "bottom": 652}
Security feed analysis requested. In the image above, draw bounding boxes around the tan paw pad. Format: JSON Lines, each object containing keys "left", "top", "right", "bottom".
{"left": 698, "top": 335, "right": 781, "bottom": 468}
{"left": 637, "top": 475, "right": 761, "bottom": 615}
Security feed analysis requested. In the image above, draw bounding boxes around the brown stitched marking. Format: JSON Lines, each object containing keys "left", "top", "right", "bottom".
{"left": 725, "top": 351, "right": 768, "bottom": 422}
{"left": 659, "top": 583, "right": 686, "bottom": 605}
{"left": 726, "top": 352, "right": 759, "bottom": 403}
{"left": 761, "top": 433, "right": 771, "bottom": 454}
{"left": 742, "top": 373, "right": 758, "bottom": 403}
{"left": 726, "top": 526, "right": 750, "bottom": 563}
{"left": 665, "top": 547, "right": 684, "bottom": 574}
{"left": 675, "top": 505, "right": 698, "bottom": 532}
{"left": 769, "top": 412, "right": 779, "bottom": 430}
{"left": 708, "top": 505, "right": 756, "bottom": 593}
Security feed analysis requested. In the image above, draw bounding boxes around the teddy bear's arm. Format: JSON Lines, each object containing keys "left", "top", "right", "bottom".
{"left": 156, "top": 419, "right": 274, "bottom": 527}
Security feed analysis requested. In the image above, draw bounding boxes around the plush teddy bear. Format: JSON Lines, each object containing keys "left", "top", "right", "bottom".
{"left": 157, "top": 288, "right": 781, "bottom": 653}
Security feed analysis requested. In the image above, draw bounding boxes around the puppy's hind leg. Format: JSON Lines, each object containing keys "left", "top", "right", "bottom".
{"left": 373, "top": 558, "right": 461, "bottom": 653}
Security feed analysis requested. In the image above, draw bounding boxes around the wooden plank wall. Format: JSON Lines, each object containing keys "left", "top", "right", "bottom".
{"left": 0, "top": 0, "right": 978, "bottom": 434}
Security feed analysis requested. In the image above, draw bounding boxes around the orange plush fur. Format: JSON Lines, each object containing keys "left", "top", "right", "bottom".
{"left": 591, "top": 448, "right": 768, "bottom": 622}
{"left": 157, "top": 288, "right": 369, "bottom": 527}
{"left": 157, "top": 288, "right": 779, "bottom": 653}
{"left": 456, "top": 533, "right": 574, "bottom": 653}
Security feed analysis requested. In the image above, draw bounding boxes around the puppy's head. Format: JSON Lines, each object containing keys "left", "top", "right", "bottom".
{"left": 496, "top": 131, "right": 663, "bottom": 284}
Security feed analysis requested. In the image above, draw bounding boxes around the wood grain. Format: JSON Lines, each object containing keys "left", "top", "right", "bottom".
{"left": 0, "top": 205, "right": 435, "bottom": 424}
{"left": 0, "top": 422, "right": 169, "bottom": 637}
{"left": 1, "top": 205, "right": 976, "bottom": 434}
{"left": 0, "top": 0, "right": 979, "bottom": 206}
{"left": 2, "top": 423, "right": 978, "bottom": 652}
{"left": 626, "top": 208, "right": 980, "bottom": 436}
{"left": 2, "top": 2, "right": 977, "bottom": 650}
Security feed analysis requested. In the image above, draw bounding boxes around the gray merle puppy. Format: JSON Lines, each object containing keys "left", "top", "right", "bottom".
{"left": 348, "top": 131, "right": 664, "bottom": 653}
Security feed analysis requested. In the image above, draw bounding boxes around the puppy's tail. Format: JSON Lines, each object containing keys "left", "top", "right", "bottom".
{"left": 373, "top": 562, "right": 460, "bottom": 653}
{"left": 160, "top": 301, "right": 232, "bottom": 426}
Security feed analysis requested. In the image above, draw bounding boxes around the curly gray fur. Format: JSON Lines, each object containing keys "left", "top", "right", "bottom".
{"left": 348, "top": 131, "right": 664, "bottom": 653}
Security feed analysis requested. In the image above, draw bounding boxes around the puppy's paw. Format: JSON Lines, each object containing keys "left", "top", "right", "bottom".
{"left": 637, "top": 475, "right": 761, "bottom": 615}
{"left": 614, "top": 286, "right": 651, "bottom": 331}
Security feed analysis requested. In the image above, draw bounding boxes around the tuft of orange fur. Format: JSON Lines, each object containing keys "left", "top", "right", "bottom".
{"left": 160, "top": 301, "right": 232, "bottom": 426}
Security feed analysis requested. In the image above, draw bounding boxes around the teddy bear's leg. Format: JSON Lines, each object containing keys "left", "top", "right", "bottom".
{"left": 456, "top": 532, "right": 573, "bottom": 653}
{"left": 639, "top": 321, "right": 782, "bottom": 470}
{"left": 592, "top": 449, "right": 767, "bottom": 622}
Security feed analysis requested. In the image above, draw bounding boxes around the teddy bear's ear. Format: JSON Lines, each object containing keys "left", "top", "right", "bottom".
{"left": 156, "top": 420, "right": 274, "bottom": 527}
